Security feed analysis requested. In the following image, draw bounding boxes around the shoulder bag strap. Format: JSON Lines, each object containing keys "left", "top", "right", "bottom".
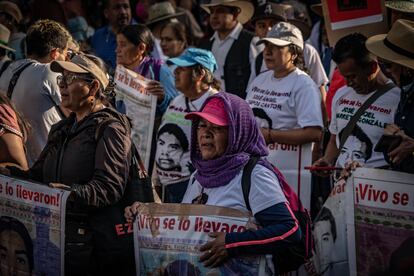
{"left": 241, "top": 156, "right": 260, "bottom": 212}
{"left": 338, "top": 82, "right": 396, "bottom": 151}
{"left": 7, "top": 61, "right": 34, "bottom": 99}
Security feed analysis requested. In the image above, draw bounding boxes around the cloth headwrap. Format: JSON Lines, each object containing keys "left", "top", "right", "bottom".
{"left": 190, "top": 92, "right": 273, "bottom": 188}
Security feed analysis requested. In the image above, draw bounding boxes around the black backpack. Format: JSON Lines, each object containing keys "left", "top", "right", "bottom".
{"left": 241, "top": 156, "right": 313, "bottom": 274}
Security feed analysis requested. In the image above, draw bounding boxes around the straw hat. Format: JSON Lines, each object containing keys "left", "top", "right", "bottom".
{"left": 385, "top": 1, "right": 414, "bottom": 13}
{"left": 146, "top": 2, "right": 184, "bottom": 26}
{"left": 366, "top": 19, "right": 414, "bottom": 70}
{"left": 0, "top": 24, "right": 15, "bottom": 52}
{"left": 0, "top": 1, "right": 22, "bottom": 23}
{"left": 201, "top": 0, "right": 254, "bottom": 24}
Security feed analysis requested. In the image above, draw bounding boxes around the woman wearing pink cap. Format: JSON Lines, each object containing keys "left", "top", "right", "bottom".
{"left": 126, "top": 92, "right": 301, "bottom": 274}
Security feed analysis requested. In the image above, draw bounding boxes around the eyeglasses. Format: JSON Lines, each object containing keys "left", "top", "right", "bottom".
{"left": 57, "top": 74, "right": 94, "bottom": 87}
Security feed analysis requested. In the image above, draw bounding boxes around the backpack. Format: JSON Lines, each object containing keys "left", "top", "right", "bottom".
{"left": 241, "top": 156, "right": 313, "bottom": 274}
{"left": 90, "top": 118, "right": 154, "bottom": 274}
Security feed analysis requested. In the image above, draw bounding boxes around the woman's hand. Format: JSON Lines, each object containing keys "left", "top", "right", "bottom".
{"left": 147, "top": 81, "right": 165, "bottom": 102}
{"left": 311, "top": 157, "right": 333, "bottom": 177}
{"left": 49, "top": 183, "right": 71, "bottom": 190}
{"left": 124, "top": 202, "right": 141, "bottom": 223}
{"left": 199, "top": 232, "right": 228, "bottom": 268}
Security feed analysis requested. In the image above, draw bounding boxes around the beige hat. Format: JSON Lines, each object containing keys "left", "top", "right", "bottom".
{"left": 257, "top": 21, "right": 304, "bottom": 50}
{"left": 366, "top": 19, "right": 414, "bottom": 70}
{"left": 385, "top": 1, "right": 414, "bottom": 13}
{"left": 201, "top": 0, "right": 254, "bottom": 24}
{"left": 0, "top": 23, "right": 14, "bottom": 52}
{"left": 146, "top": 2, "right": 184, "bottom": 26}
{"left": 0, "top": 1, "right": 22, "bottom": 23}
{"left": 51, "top": 54, "right": 109, "bottom": 89}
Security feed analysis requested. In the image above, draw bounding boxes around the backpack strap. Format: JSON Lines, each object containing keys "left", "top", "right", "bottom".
{"left": 7, "top": 61, "right": 34, "bottom": 99}
{"left": 338, "top": 82, "right": 396, "bottom": 151}
{"left": 0, "top": 60, "right": 12, "bottom": 78}
{"left": 241, "top": 156, "right": 260, "bottom": 212}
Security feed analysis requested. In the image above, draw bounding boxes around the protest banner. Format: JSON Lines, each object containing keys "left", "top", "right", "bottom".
{"left": 267, "top": 143, "right": 312, "bottom": 209}
{"left": 322, "top": 0, "right": 388, "bottom": 46}
{"left": 134, "top": 203, "right": 270, "bottom": 275}
{"left": 115, "top": 65, "right": 157, "bottom": 169}
{"left": 311, "top": 168, "right": 414, "bottom": 276}
{"left": 0, "top": 175, "right": 70, "bottom": 276}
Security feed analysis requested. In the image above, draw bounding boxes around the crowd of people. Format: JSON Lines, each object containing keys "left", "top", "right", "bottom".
{"left": 0, "top": 0, "right": 413, "bottom": 275}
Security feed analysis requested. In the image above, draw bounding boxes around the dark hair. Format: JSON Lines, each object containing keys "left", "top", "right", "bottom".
{"left": 332, "top": 33, "right": 373, "bottom": 68}
{"left": 288, "top": 44, "right": 307, "bottom": 72}
{"left": 339, "top": 124, "right": 373, "bottom": 161}
{"left": 160, "top": 21, "right": 190, "bottom": 47}
{"left": 118, "top": 24, "right": 154, "bottom": 56}
{"left": 191, "top": 64, "right": 221, "bottom": 91}
{"left": 314, "top": 207, "right": 337, "bottom": 242}
{"left": 252, "top": 108, "right": 272, "bottom": 128}
{"left": 25, "top": 19, "right": 71, "bottom": 58}
{"left": 0, "top": 94, "right": 30, "bottom": 141}
{"left": 0, "top": 216, "right": 34, "bottom": 273}
{"left": 157, "top": 123, "right": 189, "bottom": 152}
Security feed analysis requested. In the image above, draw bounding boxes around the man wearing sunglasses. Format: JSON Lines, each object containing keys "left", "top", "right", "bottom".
{"left": 0, "top": 19, "right": 71, "bottom": 166}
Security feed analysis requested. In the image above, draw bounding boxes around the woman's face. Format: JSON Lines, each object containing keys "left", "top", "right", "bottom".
{"left": 174, "top": 66, "right": 194, "bottom": 94}
{"left": 157, "top": 132, "right": 184, "bottom": 170}
{"left": 263, "top": 42, "right": 294, "bottom": 72}
{"left": 116, "top": 33, "right": 141, "bottom": 66}
{"left": 160, "top": 26, "right": 186, "bottom": 58}
{"left": 197, "top": 119, "right": 228, "bottom": 160}
{"left": 58, "top": 71, "right": 93, "bottom": 113}
{"left": 0, "top": 230, "right": 31, "bottom": 276}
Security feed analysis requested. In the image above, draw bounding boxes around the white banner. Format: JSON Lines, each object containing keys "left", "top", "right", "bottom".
{"left": 115, "top": 65, "right": 157, "bottom": 169}
{"left": 267, "top": 143, "right": 312, "bottom": 209}
{"left": 134, "top": 203, "right": 270, "bottom": 275}
{"left": 0, "top": 175, "right": 70, "bottom": 276}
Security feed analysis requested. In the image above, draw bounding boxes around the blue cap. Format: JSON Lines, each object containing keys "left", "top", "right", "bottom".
{"left": 167, "top": 48, "right": 217, "bottom": 73}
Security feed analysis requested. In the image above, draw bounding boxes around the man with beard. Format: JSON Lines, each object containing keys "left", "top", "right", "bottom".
{"left": 91, "top": 0, "right": 131, "bottom": 69}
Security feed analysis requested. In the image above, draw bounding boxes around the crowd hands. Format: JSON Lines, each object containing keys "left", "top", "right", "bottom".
{"left": 0, "top": 0, "right": 413, "bottom": 275}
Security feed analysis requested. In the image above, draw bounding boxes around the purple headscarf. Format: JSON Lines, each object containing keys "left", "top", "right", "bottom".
{"left": 189, "top": 92, "right": 272, "bottom": 188}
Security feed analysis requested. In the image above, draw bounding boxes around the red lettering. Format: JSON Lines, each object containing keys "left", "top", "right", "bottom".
{"left": 115, "top": 224, "right": 125, "bottom": 235}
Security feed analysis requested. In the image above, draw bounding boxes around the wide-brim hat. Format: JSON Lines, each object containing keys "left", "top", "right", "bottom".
{"left": 385, "top": 1, "right": 414, "bottom": 13}
{"left": 146, "top": 2, "right": 185, "bottom": 26}
{"left": 0, "top": 1, "right": 22, "bottom": 23}
{"left": 251, "top": 3, "right": 288, "bottom": 24}
{"left": 310, "top": 3, "right": 323, "bottom": 17}
{"left": 51, "top": 54, "right": 109, "bottom": 89}
{"left": 366, "top": 19, "right": 414, "bottom": 70}
{"left": 0, "top": 23, "right": 14, "bottom": 52}
{"left": 201, "top": 0, "right": 254, "bottom": 24}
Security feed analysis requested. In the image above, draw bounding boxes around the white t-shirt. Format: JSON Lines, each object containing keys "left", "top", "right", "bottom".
{"left": 182, "top": 164, "right": 286, "bottom": 215}
{"left": 155, "top": 89, "right": 216, "bottom": 185}
{"left": 0, "top": 59, "right": 63, "bottom": 166}
{"left": 246, "top": 68, "right": 323, "bottom": 130}
{"left": 329, "top": 83, "right": 401, "bottom": 168}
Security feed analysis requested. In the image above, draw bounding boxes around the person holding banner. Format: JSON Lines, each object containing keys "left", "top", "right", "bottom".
{"left": 126, "top": 92, "right": 301, "bottom": 273}
{"left": 154, "top": 48, "right": 219, "bottom": 203}
{"left": 3, "top": 54, "right": 134, "bottom": 276}
{"left": 116, "top": 24, "right": 178, "bottom": 116}
{"left": 366, "top": 19, "right": 414, "bottom": 173}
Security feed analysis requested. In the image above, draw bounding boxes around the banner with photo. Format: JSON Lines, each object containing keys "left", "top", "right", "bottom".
{"left": 267, "top": 143, "right": 312, "bottom": 209}
{"left": 310, "top": 168, "right": 414, "bottom": 276}
{"left": 134, "top": 203, "right": 270, "bottom": 275}
{"left": 115, "top": 65, "right": 157, "bottom": 169}
{"left": 0, "top": 175, "right": 70, "bottom": 276}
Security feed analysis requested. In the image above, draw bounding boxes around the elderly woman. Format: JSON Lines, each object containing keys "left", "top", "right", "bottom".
{"left": 116, "top": 24, "right": 178, "bottom": 115}
{"left": 3, "top": 54, "right": 133, "bottom": 276}
{"left": 154, "top": 48, "right": 219, "bottom": 203}
{"left": 126, "top": 93, "right": 300, "bottom": 273}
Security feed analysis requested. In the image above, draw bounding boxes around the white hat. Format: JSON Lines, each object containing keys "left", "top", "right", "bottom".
{"left": 257, "top": 22, "right": 303, "bottom": 50}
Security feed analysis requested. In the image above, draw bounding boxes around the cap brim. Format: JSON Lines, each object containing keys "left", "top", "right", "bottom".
{"left": 257, "top": 37, "right": 291, "bottom": 47}
{"left": 167, "top": 56, "right": 196, "bottom": 67}
{"left": 50, "top": 60, "right": 89, "bottom": 74}
{"left": 366, "top": 34, "right": 414, "bottom": 71}
{"left": 185, "top": 112, "right": 228, "bottom": 126}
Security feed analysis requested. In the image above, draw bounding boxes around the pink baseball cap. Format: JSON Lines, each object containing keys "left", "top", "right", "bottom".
{"left": 185, "top": 97, "right": 229, "bottom": 126}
